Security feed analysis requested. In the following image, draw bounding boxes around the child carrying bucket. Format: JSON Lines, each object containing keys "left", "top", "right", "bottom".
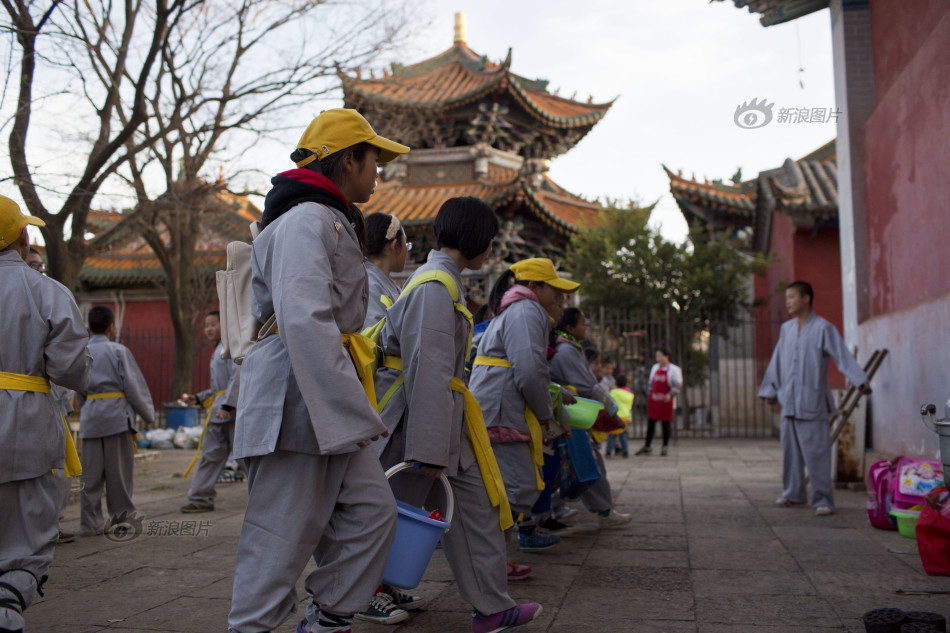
{"left": 549, "top": 309, "right": 632, "bottom": 529}
{"left": 373, "top": 197, "right": 543, "bottom": 633}
{"left": 469, "top": 259, "right": 578, "bottom": 553}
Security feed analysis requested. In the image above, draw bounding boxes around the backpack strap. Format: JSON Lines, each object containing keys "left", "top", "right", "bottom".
{"left": 375, "top": 270, "right": 473, "bottom": 413}
{"left": 398, "top": 270, "right": 474, "bottom": 355}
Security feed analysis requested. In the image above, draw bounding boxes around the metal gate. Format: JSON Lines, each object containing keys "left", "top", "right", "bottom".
{"left": 589, "top": 309, "right": 785, "bottom": 439}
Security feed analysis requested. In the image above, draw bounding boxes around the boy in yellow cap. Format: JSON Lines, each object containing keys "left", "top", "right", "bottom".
{"left": 0, "top": 195, "right": 90, "bottom": 633}
{"left": 228, "top": 109, "right": 409, "bottom": 633}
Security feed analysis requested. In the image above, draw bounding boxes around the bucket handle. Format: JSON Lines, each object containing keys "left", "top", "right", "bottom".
{"left": 384, "top": 461, "right": 455, "bottom": 526}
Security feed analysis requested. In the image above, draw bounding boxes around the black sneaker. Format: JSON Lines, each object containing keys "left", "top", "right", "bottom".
{"left": 354, "top": 592, "right": 409, "bottom": 624}
{"left": 382, "top": 584, "right": 427, "bottom": 611}
{"left": 180, "top": 502, "right": 214, "bottom": 513}
{"left": 538, "top": 516, "right": 577, "bottom": 536}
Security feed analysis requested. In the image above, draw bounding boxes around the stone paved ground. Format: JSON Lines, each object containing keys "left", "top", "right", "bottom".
{"left": 29, "top": 439, "right": 950, "bottom": 632}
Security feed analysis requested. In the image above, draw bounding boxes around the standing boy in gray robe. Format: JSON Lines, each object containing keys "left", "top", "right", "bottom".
{"left": 229, "top": 109, "right": 407, "bottom": 633}
{"left": 0, "top": 196, "right": 90, "bottom": 633}
{"left": 759, "top": 281, "right": 869, "bottom": 516}
{"left": 181, "top": 310, "right": 241, "bottom": 512}
{"left": 77, "top": 305, "right": 155, "bottom": 536}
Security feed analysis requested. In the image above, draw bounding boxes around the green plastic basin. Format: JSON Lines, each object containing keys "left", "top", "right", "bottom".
{"left": 564, "top": 397, "right": 604, "bottom": 429}
{"left": 889, "top": 507, "right": 920, "bottom": 539}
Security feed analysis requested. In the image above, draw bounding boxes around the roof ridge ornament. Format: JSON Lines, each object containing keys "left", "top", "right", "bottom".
{"left": 454, "top": 12, "right": 466, "bottom": 45}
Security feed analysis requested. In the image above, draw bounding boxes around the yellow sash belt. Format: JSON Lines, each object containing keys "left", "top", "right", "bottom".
{"left": 182, "top": 390, "right": 227, "bottom": 477}
{"left": 83, "top": 391, "right": 140, "bottom": 453}
{"left": 0, "top": 371, "right": 81, "bottom": 477}
{"left": 272, "top": 327, "right": 377, "bottom": 410}
{"left": 382, "top": 358, "right": 512, "bottom": 530}
{"left": 86, "top": 391, "right": 126, "bottom": 400}
{"left": 473, "top": 356, "right": 544, "bottom": 490}
{"left": 341, "top": 332, "right": 378, "bottom": 410}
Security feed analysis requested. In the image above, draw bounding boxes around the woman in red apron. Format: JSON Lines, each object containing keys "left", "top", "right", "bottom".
{"left": 636, "top": 348, "right": 682, "bottom": 456}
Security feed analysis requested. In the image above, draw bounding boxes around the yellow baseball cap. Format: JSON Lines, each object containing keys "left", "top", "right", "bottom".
{"left": 295, "top": 108, "right": 410, "bottom": 167}
{"left": 0, "top": 195, "right": 44, "bottom": 250}
{"left": 510, "top": 258, "right": 580, "bottom": 293}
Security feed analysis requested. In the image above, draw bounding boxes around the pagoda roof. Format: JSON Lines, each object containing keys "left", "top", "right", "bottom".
{"left": 665, "top": 139, "right": 838, "bottom": 250}
{"left": 714, "top": 0, "right": 830, "bottom": 26}
{"left": 362, "top": 170, "right": 601, "bottom": 236}
{"left": 664, "top": 166, "right": 757, "bottom": 225}
{"left": 80, "top": 190, "right": 261, "bottom": 290}
{"left": 341, "top": 43, "right": 613, "bottom": 129}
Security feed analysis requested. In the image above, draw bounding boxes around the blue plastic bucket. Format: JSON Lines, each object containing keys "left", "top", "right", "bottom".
{"left": 382, "top": 462, "right": 454, "bottom": 590}
{"left": 163, "top": 404, "right": 201, "bottom": 430}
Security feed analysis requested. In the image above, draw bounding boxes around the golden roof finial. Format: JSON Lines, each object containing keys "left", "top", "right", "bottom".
{"left": 454, "top": 12, "right": 467, "bottom": 45}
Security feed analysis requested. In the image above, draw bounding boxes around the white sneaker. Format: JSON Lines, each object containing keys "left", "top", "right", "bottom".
{"left": 598, "top": 510, "right": 632, "bottom": 529}
{"left": 553, "top": 506, "right": 579, "bottom": 520}
{"left": 815, "top": 506, "right": 834, "bottom": 516}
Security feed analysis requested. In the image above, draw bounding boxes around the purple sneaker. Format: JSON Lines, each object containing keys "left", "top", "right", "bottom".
{"left": 471, "top": 603, "right": 542, "bottom": 633}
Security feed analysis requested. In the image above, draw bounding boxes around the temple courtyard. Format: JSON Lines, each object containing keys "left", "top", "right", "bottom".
{"left": 30, "top": 439, "right": 950, "bottom": 632}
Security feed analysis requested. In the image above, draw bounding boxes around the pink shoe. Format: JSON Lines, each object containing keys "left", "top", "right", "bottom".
{"left": 506, "top": 561, "right": 532, "bottom": 581}
{"left": 472, "top": 603, "right": 542, "bottom": 633}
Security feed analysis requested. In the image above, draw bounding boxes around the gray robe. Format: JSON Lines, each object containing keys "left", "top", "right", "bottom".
{"left": 549, "top": 339, "right": 619, "bottom": 416}
{"left": 373, "top": 250, "right": 515, "bottom": 616}
{"left": 362, "top": 260, "right": 401, "bottom": 331}
{"left": 77, "top": 335, "right": 155, "bottom": 437}
{"left": 470, "top": 297, "right": 553, "bottom": 433}
{"left": 0, "top": 249, "right": 90, "bottom": 483}
{"left": 758, "top": 312, "right": 868, "bottom": 421}
{"left": 0, "top": 248, "right": 89, "bottom": 627}
{"left": 198, "top": 341, "right": 239, "bottom": 424}
{"left": 373, "top": 250, "right": 475, "bottom": 475}
{"left": 235, "top": 202, "right": 386, "bottom": 458}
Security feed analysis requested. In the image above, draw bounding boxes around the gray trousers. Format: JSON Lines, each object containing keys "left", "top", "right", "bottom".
{"left": 0, "top": 472, "right": 59, "bottom": 632}
{"left": 187, "top": 421, "right": 235, "bottom": 506}
{"left": 781, "top": 417, "right": 834, "bottom": 509}
{"left": 491, "top": 442, "right": 542, "bottom": 520}
{"left": 228, "top": 447, "right": 397, "bottom": 633}
{"left": 80, "top": 432, "right": 135, "bottom": 536}
{"left": 580, "top": 443, "right": 612, "bottom": 514}
{"left": 54, "top": 469, "right": 71, "bottom": 521}
{"left": 381, "top": 449, "right": 516, "bottom": 617}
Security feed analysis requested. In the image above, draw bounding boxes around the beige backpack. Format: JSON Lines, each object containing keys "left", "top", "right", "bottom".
{"left": 216, "top": 221, "right": 277, "bottom": 363}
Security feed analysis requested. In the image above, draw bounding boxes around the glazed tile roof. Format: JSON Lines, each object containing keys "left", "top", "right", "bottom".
{"left": 362, "top": 173, "right": 601, "bottom": 235}
{"left": 80, "top": 191, "right": 262, "bottom": 289}
{"left": 665, "top": 139, "right": 839, "bottom": 251}
{"left": 714, "top": 0, "right": 830, "bottom": 26}
{"left": 664, "top": 166, "right": 757, "bottom": 222}
{"left": 364, "top": 181, "right": 505, "bottom": 226}
{"left": 341, "top": 43, "right": 613, "bottom": 128}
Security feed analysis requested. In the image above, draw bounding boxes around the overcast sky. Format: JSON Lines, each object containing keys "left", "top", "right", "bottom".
{"left": 2, "top": 1, "right": 838, "bottom": 245}
{"left": 407, "top": 0, "right": 838, "bottom": 241}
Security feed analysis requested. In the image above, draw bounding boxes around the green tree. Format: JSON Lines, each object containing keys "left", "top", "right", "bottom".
{"left": 567, "top": 210, "right": 768, "bottom": 392}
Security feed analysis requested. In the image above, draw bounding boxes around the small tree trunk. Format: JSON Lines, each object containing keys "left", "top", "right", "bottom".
{"left": 41, "top": 228, "right": 85, "bottom": 293}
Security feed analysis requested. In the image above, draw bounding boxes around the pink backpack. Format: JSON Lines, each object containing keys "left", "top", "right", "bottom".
{"left": 867, "top": 458, "right": 899, "bottom": 530}
{"left": 891, "top": 457, "right": 945, "bottom": 510}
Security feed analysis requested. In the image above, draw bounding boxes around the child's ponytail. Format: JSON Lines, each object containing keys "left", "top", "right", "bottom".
{"left": 487, "top": 269, "right": 517, "bottom": 316}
